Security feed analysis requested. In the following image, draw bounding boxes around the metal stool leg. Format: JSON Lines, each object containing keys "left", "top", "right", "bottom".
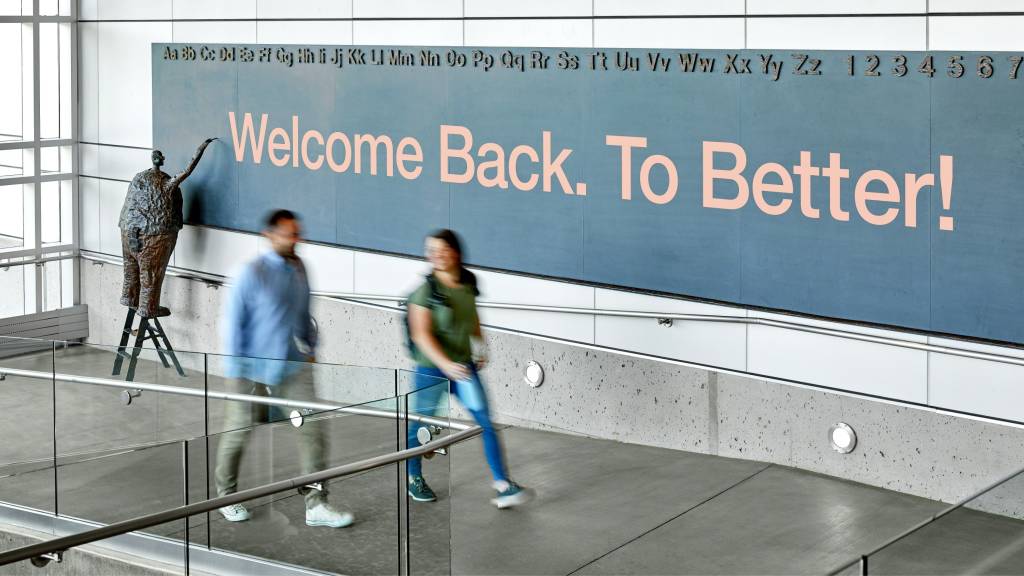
{"left": 125, "top": 318, "right": 149, "bottom": 382}
{"left": 152, "top": 318, "right": 185, "bottom": 377}
{"left": 112, "top": 308, "right": 136, "bottom": 376}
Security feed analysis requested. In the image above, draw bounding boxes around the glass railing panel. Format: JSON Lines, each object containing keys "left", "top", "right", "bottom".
{"left": 0, "top": 455, "right": 189, "bottom": 574}
{"left": 403, "top": 372, "right": 452, "bottom": 576}
{"left": 55, "top": 440, "right": 187, "bottom": 545}
{"left": 0, "top": 337, "right": 55, "bottom": 513}
{"left": 865, "top": 467, "right": 1024, "bottom": 574}
{"left": 53, "top": 341, "right": 206, "bottom": 457}
{"left": 192, "top": 388, "right": 401, "bottom": 575}
{"left": 0, "top": 464, "right": 56, "bottom": 551}
{"left": 203, "top": 353, "right": 398, "bottom": 437}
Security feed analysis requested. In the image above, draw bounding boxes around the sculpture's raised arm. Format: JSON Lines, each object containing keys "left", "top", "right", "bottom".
{"left": 169, "top": 137, "right": 217, "bottom": 189}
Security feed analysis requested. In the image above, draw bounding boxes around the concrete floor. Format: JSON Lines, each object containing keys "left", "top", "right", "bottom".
{"left": 0, "top": 346, "right": 1023, "bottom": 575}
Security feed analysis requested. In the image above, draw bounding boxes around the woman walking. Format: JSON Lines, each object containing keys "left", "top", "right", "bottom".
{"left": 406, "top": 229, "right": 534, "bottom": 509}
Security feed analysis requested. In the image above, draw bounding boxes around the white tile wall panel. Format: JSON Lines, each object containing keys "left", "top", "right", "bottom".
{"left": 353, "top": 251, "right": 430, "bottom": 297}
{"left": 353, "top": 20, "right": 463, "bottom": 46}
{"left": 930, "top": 0, "right": 1024, "bottom": 12}
{"left": 480, "top": 308, "right": 595, "bottom": 344}
{"left": 298, "top": 242, "right": 355, "bottom": 294}
{"left": 747, "top": 323, "right": 928, "bottom": 402}
{"left": 78, "top": 177, "right": 101, "bottom": 252}
{"left": 595, "top": 0, "right": 744, "bottom": 16}
{"left": 595, "top": 287, "right": 742, "bottom": 316}
{"left": 256, "top": 20, "right": 352, "bottom": 45}
{"left": 596, "top": 315, "right": 746, "bottom": 370}
{"left": 98, "top": 0, "right": 172, "bottom": 20}
{"left": 78, "top": 143, "right": 99, "bottom": 177}
{"left": 79, "top": 0, "right": 98, "bottom": 20}
{"left": 748, "top": 0, "right": 926, "bottom": 15}
{"left": 257, "top": 0, "right": 353, "bottom": 19}
{"left": 353, "top": 0, "right": 461, "bottom": 19}
{"left": 750, "top": 309, "right": 930, "bottom": 343}
{"left": 97, "top": 145, "right": 151, "bottom": 182}
{"left": 465, "top": 0, "right": 591, "bottom": 18}
{"left": 929, "top": 354, "right": 1024, "bottom": 422}
{"left": 929, "top": 16, "right": 1024, "bottom": 50}
{"left": 594, "top": 17, "right": 744, "bottom": 49}
{"left": 78, "top": 22, "right": 98, "bottom": 142}
{"left": 928, "top": 335, "right": 1024, "bottom": 360}
{"left": 473, "top": 270, "right": 595, "bottom": 308}
{"left": 174, "top": 225, "right": 260, "bottom": 277}
{"left": 465, "top": 18, "right": 592, "bottom": 47}
{"left": 594, "top": 288, "right": 747, "bottom": 370}
{"left": 927, "top": 336, "right": 1024, "bottom": 421}
{"left": 98, "top": 179, "right": 127, "bottom": 256}
{"left": 172, "top": 0, "right": 256, "bottom": 20}
{"left": 97, "top": 22, "right": 171, "bottom": 147}
{"left": 172, "top": 21, "right": 258, "bottom": 44}
{"left": 747, "top": 17, "right": 927, "bottom": 50}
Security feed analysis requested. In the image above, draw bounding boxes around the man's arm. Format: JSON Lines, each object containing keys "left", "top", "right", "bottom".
{"left": 169, "top": 137, "right": 217, "bottom": 189}
{"left": 295, "top": 277, "right": 317, "bottom": 361}
{"left": 223, "top": 264, "right": 252, "bottom": 360}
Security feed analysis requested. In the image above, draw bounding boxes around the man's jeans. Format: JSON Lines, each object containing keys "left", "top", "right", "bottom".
{"left": 214, "top": 368, "right": 328, "bottom": 509}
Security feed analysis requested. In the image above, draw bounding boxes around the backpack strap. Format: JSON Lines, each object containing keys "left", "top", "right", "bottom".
{"left": 424, "top": 273, "right": 448, "bottom": 308}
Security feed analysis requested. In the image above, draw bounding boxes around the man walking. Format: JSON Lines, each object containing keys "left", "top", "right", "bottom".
{"left": 215, "top": 209, "right": 353, "bottom": 528}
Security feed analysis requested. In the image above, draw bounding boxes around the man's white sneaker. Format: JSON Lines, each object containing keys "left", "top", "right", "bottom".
{"left": 218, "top": 503, "right": 251, "bottom": 522}
{"left": 305, "top": 503, "right": 354, "bottom": 528}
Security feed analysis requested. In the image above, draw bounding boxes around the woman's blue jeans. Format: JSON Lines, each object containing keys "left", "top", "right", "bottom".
{"left": 407, "top": 365, "right": 508, "bottom": 483}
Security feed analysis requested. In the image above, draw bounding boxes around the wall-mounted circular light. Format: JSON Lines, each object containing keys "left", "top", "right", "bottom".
{"left": 524, "top": 361, "right": 544, "bottom": 388}
{"left": 290, "top": 409, "right": 304, "bottom": 428}
{"left": 829, "top": 422, "right": 857, "bottom": 454}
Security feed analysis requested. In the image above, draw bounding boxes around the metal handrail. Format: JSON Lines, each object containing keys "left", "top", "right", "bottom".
{"left": 0, "top": 424, "right": 482, "bottom": 567}
{"left": 80, "top": 250, "right": 1024, "bottom": 370}
{"left": 0, "top": 365, "right": 467, "bottom": 431}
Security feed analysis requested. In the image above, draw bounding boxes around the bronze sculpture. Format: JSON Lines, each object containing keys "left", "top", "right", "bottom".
{"left": 119, "top": 138, "right": 216, "bottom": 318}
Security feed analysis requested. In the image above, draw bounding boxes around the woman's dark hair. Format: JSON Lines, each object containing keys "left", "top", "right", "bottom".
{"left": 428, "top": 229, "right": 478, "bottom": 293}
{"left": 429, "top": 229, "right": 463, "bottom": 262}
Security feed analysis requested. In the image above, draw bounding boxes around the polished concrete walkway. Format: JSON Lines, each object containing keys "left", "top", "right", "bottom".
{"left": 0, "top": 345, "right": 1021, "bottom": 575}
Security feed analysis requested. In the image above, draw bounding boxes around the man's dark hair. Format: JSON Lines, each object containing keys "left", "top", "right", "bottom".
{"left": 265, "top": 209, "right": 298, "bottom": 229}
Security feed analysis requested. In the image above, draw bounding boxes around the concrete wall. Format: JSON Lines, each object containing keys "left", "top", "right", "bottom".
{"left": 80, "top": 261, "right": 1024, "bottom": 508}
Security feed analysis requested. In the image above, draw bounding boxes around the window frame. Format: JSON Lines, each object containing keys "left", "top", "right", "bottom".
{"left": 0, "top": 0, "right": 78, "bottom": 315}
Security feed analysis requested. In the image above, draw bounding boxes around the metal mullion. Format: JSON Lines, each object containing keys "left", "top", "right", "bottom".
{"left": 0, "top": 172, "right": 74, "bottom": 185}
{"left": 0, "top": 15, "right": 74, "bottom": 23}
{"left": 33, "top": 0, "right": 42, "bottom": 314}
{"left": 70, "top": 0, "right": 78, "bottom": 306}
{"left": 0, "top": 139, "right": 72, "bottom": 151}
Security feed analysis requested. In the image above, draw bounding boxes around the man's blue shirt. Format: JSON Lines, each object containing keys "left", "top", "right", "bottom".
{"left": 222, "top": 251, "right": 316, "bottom": 385}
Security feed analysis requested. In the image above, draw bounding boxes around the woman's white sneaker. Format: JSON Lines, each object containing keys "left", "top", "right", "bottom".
{"left": 491, "top": 481, "right": 535, "bottom": 509}
{"left": 305, "top": 503, "right": 354, "bottom": 528}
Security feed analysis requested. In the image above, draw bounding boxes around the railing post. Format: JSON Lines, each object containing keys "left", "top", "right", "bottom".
{"left": 182, "top": 441, "right": 190, "bottom": 575}
{"left": 860, "top": 554, "right": 868, "bottom": 575}
{"left": 397, "top": 370, "right": 410, "bottom": 576}
{"left": 203, "top": 354, "right": 211, "bottom": 550}
{"left": 51, "top": 340, "right": 57, "bottom": 518}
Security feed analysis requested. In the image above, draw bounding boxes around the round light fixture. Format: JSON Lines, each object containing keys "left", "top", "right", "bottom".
{"left": 289, "top": 409, "right": 304, "bottom": 428}
{"left": 524, "top": 361, "right": 544, "bottom": 388}
{"left": 828, "top": 422, "right": 857, "bottom": 454}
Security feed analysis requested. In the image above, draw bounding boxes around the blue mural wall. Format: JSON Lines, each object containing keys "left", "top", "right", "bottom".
{"left": 153, "top": 44, "right": 1024, "bottom": 344}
